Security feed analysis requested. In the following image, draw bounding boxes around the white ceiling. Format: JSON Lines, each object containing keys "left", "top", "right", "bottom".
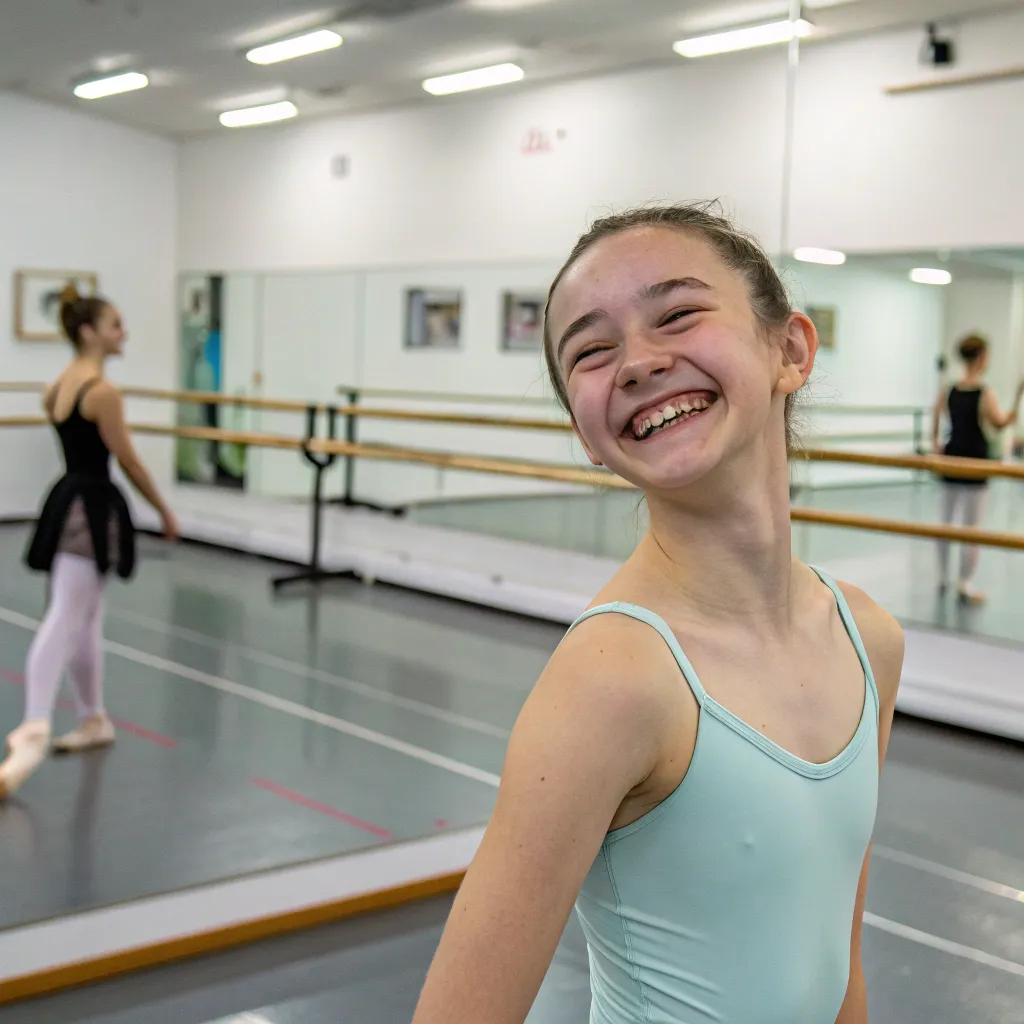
{"left": 2, "top": 0, "right": 1020, "bottom": 137}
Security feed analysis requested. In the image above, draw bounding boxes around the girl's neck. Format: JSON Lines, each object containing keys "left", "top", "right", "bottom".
{"left": 74, "top": 350, "right": 107, "bottom": 375}
{"left": 638, "top": 443, "right": 797, "bottom": 633}
{"left": 961, "top": 369, "right": 983, "bottom": 387}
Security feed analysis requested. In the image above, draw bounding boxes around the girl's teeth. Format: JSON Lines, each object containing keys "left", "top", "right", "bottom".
{"left": 633, "top": 395, "right": 717, "bottom": 438}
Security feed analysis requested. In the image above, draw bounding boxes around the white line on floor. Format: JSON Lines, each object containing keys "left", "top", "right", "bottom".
{"left": 873, "top": 845, "right": 1024, "bottom": 903}
{"left": 108, "top": 606, "right": 512, "bottom": 740}
{"left": 864, "top": 913, "right": 1024, "bottom": 978}
{"left": 209, "top": 1014, "right": 275, "bottom": 1024}
{"left": 0, "top": 605, "right": 502, "bottom": 790}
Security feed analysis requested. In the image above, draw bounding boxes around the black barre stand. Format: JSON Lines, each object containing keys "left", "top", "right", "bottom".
{"left": 271, "top": 405, "right": 359, "bottom": 592}
{"left": 329, "top": 388, "right": 404, "bottom": 516}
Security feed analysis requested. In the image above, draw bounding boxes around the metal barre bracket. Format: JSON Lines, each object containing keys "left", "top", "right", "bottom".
{"left": 329, "top": 388, "right": 405, "bottom": 516}
{"left": 271, "top": 404, "right": 360, "bottom": 592}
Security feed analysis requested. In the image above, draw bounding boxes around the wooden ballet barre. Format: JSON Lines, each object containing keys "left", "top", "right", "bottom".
{"left": 0, "top": 382, "right": 930, "bottom": 418}
{"left": 802, "top": 403, "right": 926, "bottom": 416}
{"left": 338, "top": 387, "right": 929, "bottom": 419}
{"left": 132, "top": 423, "right": 305, "bottom": 452}
{"left": 0, "top": 382, "right": 330, "bottom": 416}
{"left": 0, "top": 383, "right": 572, "bottom": 432}
{"left": 799, "top": 447, "right": 1024, "bottom": 481}
{"left": 0, "top": 382, "right": 936, "bottom": 443}
{"left": 1, "top": 382, "right": 920, "bottom": 431}
{"left": 122, "top": 387, "right": 327, "bottom": 415}
{"left": 2, "top": 416, "right": 1023, "bottom": 551}
{"left": 306, "top": 437, "right": 619, "bottom": 488}
{"left": 788, "top": 507, "right": 1024, "bottom": 552}
{"left": 0, "top": 415, "right": 47, "bottom": 428}
{"left": 337, "top": 384, "right": 557, "bottom": 407}
{"left": 0, "top": 409, "right": 1019, "bottom": 481}
{"left": 123, "top": 389, "right": 572, "bottom": 432}
{"left": 115, "top": 424, "right": 1024, "bottom": 549}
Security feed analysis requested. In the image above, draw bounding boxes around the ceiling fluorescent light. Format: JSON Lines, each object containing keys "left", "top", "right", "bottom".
{"left": 794, "top": 247, "right": 846, "bottom": 266}
{"left": 246, "top": 28, "right": 342, "bottom": 65}
{"left": 909, "top": 267, "right": 952, "bottom": 286}
{"left": 423, "top": 63, "right": 524, "bottom": 96}
{"left": 219, "top": 100, "right": 298, "bottom": 128}
{"left": 673, "top": 18, "right": 814, "bottom": 59}
{"left": 73, "top": 71, "right": 149, "bottom": 100}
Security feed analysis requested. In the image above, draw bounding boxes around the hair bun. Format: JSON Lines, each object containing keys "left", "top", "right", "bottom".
{"left": 59, "top": 282, "right": 81, "bottom": 306}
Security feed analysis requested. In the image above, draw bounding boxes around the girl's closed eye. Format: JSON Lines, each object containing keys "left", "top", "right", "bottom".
{"left": 573, "top": 345, "right": 607, "bottom": 366}
{"left": 661, "top": 308, "right": 699, "bottom": 328}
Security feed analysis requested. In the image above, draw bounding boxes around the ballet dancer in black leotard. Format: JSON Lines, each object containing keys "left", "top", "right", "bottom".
{"left": 0, "top": 285, "right": 179, "bottom": 799}
{"left": 932, "top": 334, "right": 1024, "bottom": 604}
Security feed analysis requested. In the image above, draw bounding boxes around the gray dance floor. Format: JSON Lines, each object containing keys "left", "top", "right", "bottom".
{"left": 4, "top": 717, "right": 1023, "bottom": 1023}
{"left": 0, "top": 494, "right": 1022, "bottom": 1022}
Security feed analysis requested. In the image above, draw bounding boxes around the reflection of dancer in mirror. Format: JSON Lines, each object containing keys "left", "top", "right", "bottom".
{"left": 415, "top": 204, "right": 903, "bottom": 1024}
{"left": 932, "top": 334, "right": 1024, "bottom": 605}
{"left": 0, "top": 286, "right": 179, "bottom": 800}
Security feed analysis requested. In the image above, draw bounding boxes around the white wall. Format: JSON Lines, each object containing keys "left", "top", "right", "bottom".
{"left": 0, "top": 92, "right": 177, "bottom": 517}
{"left": 790, "top": 7, "right": 1024, "bottom": 251}
{"left": 178, "top": 51, "right": 790, "bottom": 270}
{"left": 180, "top": 8, "right": 1024, "bottom": 268}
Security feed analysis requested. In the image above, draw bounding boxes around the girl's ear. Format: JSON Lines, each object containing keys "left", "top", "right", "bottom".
{"left": 777, "top": 312, "right": 817, "bottom": 397}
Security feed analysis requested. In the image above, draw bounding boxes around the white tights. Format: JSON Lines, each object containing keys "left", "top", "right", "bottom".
{"left": 937, "top": 483, "right": 988, "bottom": 585}
{"left": 23, "top": 554, "right": 107, "bottom": 724}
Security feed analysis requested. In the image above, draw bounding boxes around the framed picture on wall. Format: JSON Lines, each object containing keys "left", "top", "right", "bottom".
{"left": 405, "top": 288, "right": 462, "bottom": 349}
{"left": 13, "top": 269, "right": 99, "bottom": 341}
{"left": 806, "top": 305, "right": 837, "bottom": 350}
{"left": 501, "top": 292, "right": 545, "bottom": 352}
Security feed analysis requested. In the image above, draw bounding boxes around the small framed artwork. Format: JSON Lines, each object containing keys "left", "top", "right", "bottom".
{"left": 14, "top": 269, "right": 99, "bottom": 341}
{"left": 501, "top": 292, "right": 545, "bottom": 352}
{"left": 806, "top": 304, "right": 837, "bottom": 350}
{"left": 405, "top": 288, "right": 462, "bottom": 349}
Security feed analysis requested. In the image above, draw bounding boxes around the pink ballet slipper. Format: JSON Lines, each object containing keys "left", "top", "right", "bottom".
{"left": 52, "top": 714, "right": 115, "bottom": 753}
{"left": 0, "top": 720, "right": 51, "bottom": 799}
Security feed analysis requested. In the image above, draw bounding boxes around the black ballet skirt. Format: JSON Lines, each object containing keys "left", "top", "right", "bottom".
{"left": 25, "top": 379, "right": 136, "bottom": 579}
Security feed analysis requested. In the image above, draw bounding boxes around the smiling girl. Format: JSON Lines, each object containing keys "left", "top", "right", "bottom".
{"left": 413, "top": 203, "right": 903, "bottom": 1024}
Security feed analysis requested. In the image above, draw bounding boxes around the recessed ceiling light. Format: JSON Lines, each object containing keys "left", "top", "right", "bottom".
{"left": 909, "top": 268, "right": 952, "bottom": 286}
{"left": 793, "top": 247, "right": 847, "bottom": 266}
{"left": 422, "top": 63, "right": 525, "bottom": 96}
{"left": 73, "top": 71, "right": 149, "bottom": 100}
{"left": 219, "top": 100, "right": 299, "bottom": 128}
{"left": 246, "top": 28, "right": 342, "bottom": 65}
{"left": 673, "top": 18, "right": 814, "bottom": 59}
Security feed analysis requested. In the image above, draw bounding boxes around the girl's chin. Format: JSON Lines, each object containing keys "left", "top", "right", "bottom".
{"left": 602, "top": 443, "right": 722, "bottom": 493}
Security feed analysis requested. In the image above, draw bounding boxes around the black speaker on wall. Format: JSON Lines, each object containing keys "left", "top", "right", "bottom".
{"left": 923, "top": 23, "right": 955, "bottom": 66}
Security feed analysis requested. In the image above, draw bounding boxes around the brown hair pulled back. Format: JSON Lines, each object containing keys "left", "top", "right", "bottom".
{"left": 58, "top": 283, "right": 110, "bottom": 349}
{"left": 543, "top": 201, "right": 800, "bottom": 451}
{"left": 957, "top": 334, "right": 988, "bottom": 365}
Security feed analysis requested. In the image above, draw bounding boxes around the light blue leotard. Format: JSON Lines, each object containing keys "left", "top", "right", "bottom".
{"left": 568, "top": 569, "right": 879, "bottom": 1024}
